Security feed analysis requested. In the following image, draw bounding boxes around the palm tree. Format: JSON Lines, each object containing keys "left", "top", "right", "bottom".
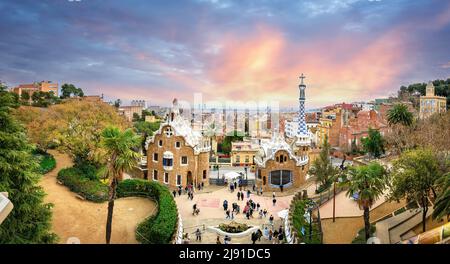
{"left": 433, "top": 172, "right": 450, "bottom": 221}
{"left": 387, "top": 103, "right": 413, "bottom": 127}
{"left": 101, "top": 126, "right": 141, "bottom": 244}
{"left": 343, "top": 162, "right": 388, "bottom": 240}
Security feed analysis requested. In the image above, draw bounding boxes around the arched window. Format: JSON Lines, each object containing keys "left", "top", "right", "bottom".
{"left": 270, "top": 170, "right": 292, "bottom": 186}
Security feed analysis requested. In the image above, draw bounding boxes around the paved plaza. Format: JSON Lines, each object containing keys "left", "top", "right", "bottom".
{"left": 174, "top": 186, "right": 293, "bottom": 244}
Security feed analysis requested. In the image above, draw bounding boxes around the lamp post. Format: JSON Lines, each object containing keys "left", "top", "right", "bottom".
{"left": 308, "top": 206, "right": 313, "bottom": 243}
{"left": 244, "top": 166, "right": 248, "bottom": 184}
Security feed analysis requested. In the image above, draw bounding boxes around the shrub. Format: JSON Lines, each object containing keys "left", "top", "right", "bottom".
{"left": 37, "top": 154, "right": 56, "bottom": 174}
{"left": 57, "top": 167, "right": 108, "bottom": 202}
{"left": 117, "top": 179, "right": 178, "bottom": 244}
{"left": 351, "top": 225, "right": 376, "bottom": 244}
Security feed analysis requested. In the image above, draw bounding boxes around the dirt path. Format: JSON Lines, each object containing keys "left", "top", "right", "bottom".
{"left": 40, "top": 150, "right": 157, "bottom": 244}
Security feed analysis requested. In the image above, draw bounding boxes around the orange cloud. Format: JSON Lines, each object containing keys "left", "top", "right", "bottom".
{"left": 198, "top": 24, "right": 413, "bottom": 108}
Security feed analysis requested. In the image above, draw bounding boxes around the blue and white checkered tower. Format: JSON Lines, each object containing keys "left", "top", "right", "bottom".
{"left": 297, "top": 73, "right": 308, "bottom": 137}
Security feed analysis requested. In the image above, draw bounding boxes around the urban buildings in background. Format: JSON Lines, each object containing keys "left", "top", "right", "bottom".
{"left": 11, "top": 81, "right": 58, "bottom": 97}
{"left": 419, "top": 81, "right": 447, "bottom": 119}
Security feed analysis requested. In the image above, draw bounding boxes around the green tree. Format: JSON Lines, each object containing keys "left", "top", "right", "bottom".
{"left": 0, "top": 84, "right": 57, "bottom": 243}
{"left": 432, "top": 172, "right": 450, "bottom": 220}
{"left": 344, "top": 162, "right": 387, "bottom": 240}
{"left": 389, "top": 149, "right": 442, "bottom": 232}
{"left": 309, "top": 136, "right": 338, "bottom": 191}
{"left": 101, "top": 127, "right": 141, "bottom": 244}
{"left": 20, "top": 91, "right": 30, "bottom": 102}
{"left": 387, "top": 103, "right": 414, "bottom": 127}
{"left": 361, "top": 128, "right": 385, "bottom": 159}
{"left": 60, "top": 83, "right": 84, "bottom": 99}
{"left": 132, "top": 112, "right": 140, "bottom": 122}
{"left": 114, "top": 99, "right": 121, "bottom": 108}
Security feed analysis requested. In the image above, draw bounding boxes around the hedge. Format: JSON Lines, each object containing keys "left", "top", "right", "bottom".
{"left": 56, "top": 168, "right": 178, "bottom": 243}
{"left": 57, "top": 167, "right": 109, "bottom": 203}
{"left": 117, "top": 179, "right": 178, "bottom": 244}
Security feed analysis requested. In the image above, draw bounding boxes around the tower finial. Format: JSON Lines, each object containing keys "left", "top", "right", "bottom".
{"left": 299, "top": 73, "right": 306, "bottom": 85}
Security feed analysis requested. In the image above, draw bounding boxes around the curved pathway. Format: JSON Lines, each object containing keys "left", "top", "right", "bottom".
{"left": 40, "top": 150, "right": 156, "bottom": 244}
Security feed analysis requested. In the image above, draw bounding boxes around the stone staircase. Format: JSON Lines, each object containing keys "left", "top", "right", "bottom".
{"left": 375, "top": 208, "right": 433, "bottom": 244}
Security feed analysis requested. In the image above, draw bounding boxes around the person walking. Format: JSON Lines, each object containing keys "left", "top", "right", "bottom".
{"left": 240, "top": 192, "right": 244, "bottom": 201}
{"left": 263, "top": 227, "right": 269, "bottom": 238}
{"left": 269, "top": 214, "right": 274, "bottom": 225}
{"left": 263, "top": 209, "right": 268, "bottom": 217}
{"left": 252, "top": 184, "right": 256, "bottom": 192}
{"left": 280, "top": 184, "right": 283, "bottom": 193}
{"left": 272, "top": 192, "right": 275, "bottom": 199}
{"left": 223, "top": 200, "right": 228, "bottom": 211}
{"left": 273, "top": 230, "right": 279, "bottom": 244}
{"left": 257, "top": 229, "right": 263, "bottom": 241}
{"left": 225, "top": 209, "right": 231, "bottom": 219}
{"left": 237, "top": 191, "right": 241, "bottom": 201}
{"left": 216, "top": 236, "right": 221, "bottom": 244}
{"left": 195, "top": 228, "right": 202, "bottom": 241}
{"left": 268, "top": 229, "right": 273, "bottom": 241}
{"left": 192, "top": 204, "right": 197, "bottom": 215}
{"left": 259, "top": 209, "right": 263, "bottom": 219}
{"left": 256, "top": 202, "right": 260, "bottom": 211}
{"left": 247, "top": 189, "right": 251, "bottom": 198}
{"left": 183, "top": 233, "right": 190, "bottom": 244}
{"left": 251, "top": 232, "right": 258, "bottom": 244}
{"left": 260, "top": 186, "right": 263, "bottom": 196}
{"left": 277, "top": 231, "right": 284, "bottom": 244}
{"left": 272, "top": 197, "right": 277, "bottom": 206}
{"left": 172, "top": 190, "right": 177, "bottom": 198}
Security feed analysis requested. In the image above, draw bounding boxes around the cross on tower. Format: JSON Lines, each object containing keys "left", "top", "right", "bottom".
{"left": 299, "top": 73, "right": 306, "bottom": 85}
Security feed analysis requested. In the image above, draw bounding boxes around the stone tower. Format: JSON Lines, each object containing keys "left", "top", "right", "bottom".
{"left": 297, "top": 73, "right": 308, "bottom": 136}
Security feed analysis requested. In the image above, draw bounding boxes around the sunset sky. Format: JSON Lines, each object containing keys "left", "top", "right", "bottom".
{"left": 1, "top": 0, "right": 449, "bottom": 108}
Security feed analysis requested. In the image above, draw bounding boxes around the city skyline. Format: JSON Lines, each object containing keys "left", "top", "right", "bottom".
{"left": 0, "top": 0, "right": 449, "bottom": 108}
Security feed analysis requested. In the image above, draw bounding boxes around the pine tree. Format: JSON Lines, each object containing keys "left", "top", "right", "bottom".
{"left": 0, "top": 84, "right": 57, "bottom": 243}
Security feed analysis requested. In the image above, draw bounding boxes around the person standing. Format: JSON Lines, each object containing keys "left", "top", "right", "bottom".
{"left": 272, "top": 192, "right": 275, "bottom": 199}
{"left": 272, "top": 197, "right": 277, "bottom": 206}
{"left": 223, "top": 200, "right": 228, "bottom": 211}
{"left": 195, "top": 228, "right": 202, "bottom": 241}
{"left": 241, "top": 192, "right": 244, "bottom": 201}
{"left": 216, "top": 236, "right": 221, "bottom": 244}
{"left": 247, "top": 189, "right": 251, "bottom": 198}
{"left": 280, "top": 184, "right": 283, "bottom": 192}
{"left": 263, "top": 209, "right": 268, "bottom": 217}
{"left": 268, "top": 229, "right": 273, "bottom": 241}
{"left": 256, "top": 202, "right": 260, "bottom": 211}
{"left": 269, "top": 214, "right": 274, "bottom": 225}
{"left": 259, "top": 209, "right": 263, "bottom": 219}
{"left": 237, "top": 191, "right": 241, "bottom": 201}
{"left": 172, "top": 190, "right": 177, "bottom": 198}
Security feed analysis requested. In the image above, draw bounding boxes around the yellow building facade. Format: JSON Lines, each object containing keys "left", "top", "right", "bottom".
{"left": 419, "top": 82, "right": 447, "bottom": 119}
